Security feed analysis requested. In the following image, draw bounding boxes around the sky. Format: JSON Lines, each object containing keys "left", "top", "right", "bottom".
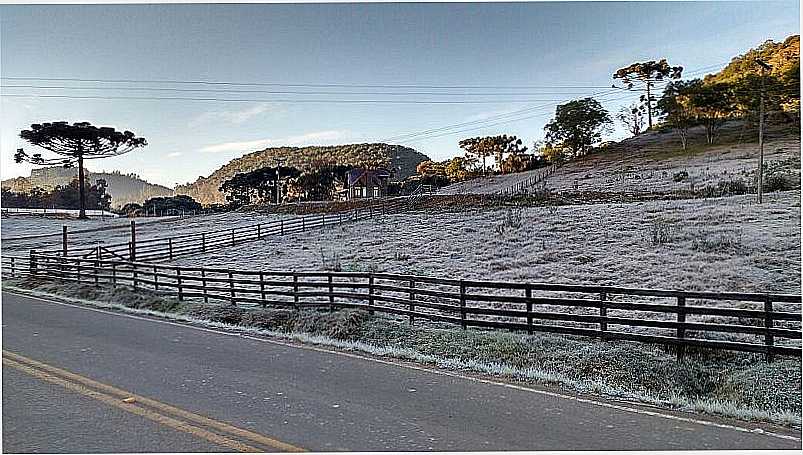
{"left": 0, "top": 1, "right": 799, "bottom": 187}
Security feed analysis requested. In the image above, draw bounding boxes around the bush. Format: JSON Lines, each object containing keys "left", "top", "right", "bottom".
{"left": 647, "top": 220, "right": 677, "bottom": 245}
{"left": 698, "top": 179, "right": 749, "bottom": 198}
{"left": 673, "top": 170, "right": 689, "bottom": 182}
{"left": 691, "top": 228, "right": 744, "bottom": 253}
{"left": 763, "top": 173, "right": 793, "bottom": 193}
{"left": 495, "top": 208, "right": 523, "bottom": 236}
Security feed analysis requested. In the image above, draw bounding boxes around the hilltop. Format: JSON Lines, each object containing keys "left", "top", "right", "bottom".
{"left": 1, "top": 167, "right": 173, "bottom": 208}
{"left": 175, "top": 143, "right": 429, "bottom": 205}
{"left": 438, "top": 120, "right": 800, "bottom": 196}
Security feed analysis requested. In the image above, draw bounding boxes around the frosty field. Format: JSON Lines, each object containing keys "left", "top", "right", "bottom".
{"left": 163, "top": 191, "right": 801, "bottom": 295}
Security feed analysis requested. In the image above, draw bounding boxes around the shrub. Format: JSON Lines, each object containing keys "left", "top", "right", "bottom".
{"left": 691, "top": 228, "right": 744, "bottom": 253}
{"left": 698, "top": 179, "right": 749, "bottom": 198}
{"left": 673, "top": 170, "right": 689, "bottom": 182}
{"left": 647, "top": 220, "right": 677, "bottom": 245}
{"left": 320, "top": 248, "right": 342, "bottom": 272}
{"left": 495, "top": 208, "right": 523, "bottom": 236}
{"left": 764, "top": 173, "right": 793, "bottom": 193}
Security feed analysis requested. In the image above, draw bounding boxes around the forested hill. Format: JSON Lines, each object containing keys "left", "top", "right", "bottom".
{"left": 175, "top": 143, "right": 429, "bottom": 205}
{"left": 1, "top": 167, "right": 173, "bottom": 208}
{"left": 705, "top": 35, "right": 799, "bottom": 84}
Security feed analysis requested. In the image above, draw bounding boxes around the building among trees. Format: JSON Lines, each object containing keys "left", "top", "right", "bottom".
{"left": 345, "top": 168, "right": 391, "bottom": 199}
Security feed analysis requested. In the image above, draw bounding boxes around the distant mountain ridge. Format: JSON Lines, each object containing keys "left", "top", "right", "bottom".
{"left": 1, "top": 167, "right": 173, "bottom": 208}
{"left": 175, "top": 143, "right": 430, "bottom": 205}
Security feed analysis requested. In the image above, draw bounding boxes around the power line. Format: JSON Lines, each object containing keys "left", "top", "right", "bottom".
{"left": 396, "top": 91, "right": 641, "bottom": 143}
{"left": 0, "top": 75, "right": 616, "bottom": 90}
{"left": 376, "top": 62, "right": 732, "bottom": 144}
{"left": 0, "top": 94, "right": 572, "bottom": 105}
{"left": 1, "top": 84, "right": 618, "bottom": 97}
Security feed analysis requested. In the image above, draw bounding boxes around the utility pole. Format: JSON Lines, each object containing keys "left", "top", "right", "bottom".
{"left": 645, "top": 80, "right": 653, "bottom": 129}
{"left": 756, "top": 59, "right": 772, "bottom": 204}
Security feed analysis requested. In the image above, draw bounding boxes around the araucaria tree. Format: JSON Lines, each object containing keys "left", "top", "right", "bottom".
{"left": 458, "top": 135, "right": 527, "bottom": 174}
{"left": 544, "top": 98, "right": 612, "bottom": 160}
{"left": 614, "top": 59, "right": 683, "bottom": 128}
{"left": 14, "top": 122, "right": 147, "bottom": 218}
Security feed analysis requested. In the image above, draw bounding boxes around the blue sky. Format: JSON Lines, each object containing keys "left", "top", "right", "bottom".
{"left": 1, "top": 1, "right": 799, "bottom": 187}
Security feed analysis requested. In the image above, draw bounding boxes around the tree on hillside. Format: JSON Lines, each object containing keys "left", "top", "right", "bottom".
{"left": 614, "top": 59, "right": 683, "bottom": 128}
{"left": 544, "top": 98, "right": 612, "bottom": 160}
{"left": 14, "top": 122, "right": 146, "bottom": 218}
{"left": 458, "top": 135, "right": 527, "bottom": 174}
{"left": 220, "top": 166, "right": 302, "bottom": 206}
{"left": 616, "top": 103, "right": 647, "bottom": 136}
{"left": 657, "top": 80, "right": 698, "bottom": 151}
{"left": 294, "top": 165, "right": 352, "bottom": 201}
{"left": 689, "top": 82, "right": 734, "bottom": 144}
{"left": 444, "top": 156, "right": 473, "bottom": 182}
{"left": 0, "top": 178, "right": 111, "bottom": 211}
{"left": 143, "top": 195, "right": 202, "bottom": 215}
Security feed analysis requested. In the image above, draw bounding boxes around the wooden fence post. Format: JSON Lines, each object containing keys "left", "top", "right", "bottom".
{"left": 764, "top": 296, "right": 775, "bottom": 362}
{"left": 257, "top": 224, "right": 261, "bottom": 240}
{"left": 201, "top": 269, "right": 208, "bottom": 303}
{"left": 293, "top": 272, "right": 299, "bottom": 310}
{"left": 177, "top": 268, "right": 183, "bottom": 301}
{"left": 281, "top": 219, "right": 284, "bottom": 235}
{"left": 202, "top": 233, "right": 207, "bottom": 253}
{"left": 328, "top": 274, "right": 335, "bottom": 311}
{"left": 459, "top": 280, "right": 467, "bottom": 330}
{"left": 368, "top": 274, "right": 375, "bottom": 315}
{"left": 93, "top": 260, "right": 99, "bottom": 287}
{"left": 10, "top": 257, "right": 15, "bottom": 278}
{"left": 409, "top": 279, "right": 416, "bottom": 325}
{"left": 231, "top": 229, "right": 235, "bottom": 246}
{"left": 154, "top": 266, "right": 159, "bottom": 291}
{"left": 301, "top": 217, "right": 305, "bottom": 232}
{"left": 322, "top": 213, "right": 326, "bottom": 228}
{"left": 676, "top": 296, "right": 687, "bottom": 361}
{"left": 62, "top": 226, "right": 68, "bottom": 257}
{"left": 526, "top": 286, "right": 533, "bottom": 335}
{"left": 168, "top": 238, "right": 173, "bottom": 260}
{"left": 29, "top": 250, "right": 37, "bottom": 276}
{"left": 132, "top": 263, "right": 138, "bottom": 289}
{"left": 259, "top": 272, "right": 266, "bottom": 308}
{"left": 599, "top": 291, "right": 608, "bottom": 336}
{"left": 339, "top": 212, "right": 343, "bottom": 226}
{"left": 111, "top": 262, "right": 116, "bottom": 286}
{"left": 229, "top": 271, "right": 236, "bottom": 306}
{"left": 130, "top": 221, "right": 136, "bottom": 261}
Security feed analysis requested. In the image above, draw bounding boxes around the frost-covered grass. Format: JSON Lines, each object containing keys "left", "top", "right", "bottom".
{"left": 3, "top": 277, "right": 801, "bottom": 428}
{"left": 542, "top": 123, "right": 799, "bottom": 194}
{"left": 1, "top": 211, "right": 289, "bottom": 255}
{"left": 171, "top": 190, "right": 801, "bottom": 295}
{"left": 437, "top": 123, "right": 799, "bottom": 196}
{"left": 439, "top": 167, "right": 549, "bottom": 195}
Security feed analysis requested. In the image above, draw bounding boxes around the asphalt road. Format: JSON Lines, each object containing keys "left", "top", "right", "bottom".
{"left": 2, "top": 291, "right": 801, "bottom": 452}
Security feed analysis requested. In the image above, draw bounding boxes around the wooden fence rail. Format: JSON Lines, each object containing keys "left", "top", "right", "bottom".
{"left": 40, "top": 198, "right": 409, "bottom": 263}
{"left": 499, "top": 165, "right": 556, "bottom": 197}
{"left": 2, "top": 254, "right": 800, "bottom": 361}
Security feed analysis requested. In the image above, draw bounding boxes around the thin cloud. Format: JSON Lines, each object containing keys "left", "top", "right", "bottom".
{"left": 189, "top": 103, "right": 275, "bottom": 126}
{"left": 166, "top": 152, "right": 183, "bottom": 158}
{"left": 200, "top": 130, "right": 357, "bottom": 154}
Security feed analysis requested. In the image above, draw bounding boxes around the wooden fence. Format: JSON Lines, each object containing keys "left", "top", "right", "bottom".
{"left": 498, "top": 165, "right": 556, "bottom": 197}
{"left": 38, "top": 198, "right": 409, "bottom": 263}
{"left": 3, "top": 254, "right": 800, "bottom": 361}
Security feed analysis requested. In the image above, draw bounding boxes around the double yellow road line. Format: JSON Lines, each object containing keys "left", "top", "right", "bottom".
{"left": 2, "top": 350, "right": 305, "bottom": 453}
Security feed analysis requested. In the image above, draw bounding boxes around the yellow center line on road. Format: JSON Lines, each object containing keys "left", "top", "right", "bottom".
{"left": 2, "top": 350, "right": 306, "bottom": 453}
